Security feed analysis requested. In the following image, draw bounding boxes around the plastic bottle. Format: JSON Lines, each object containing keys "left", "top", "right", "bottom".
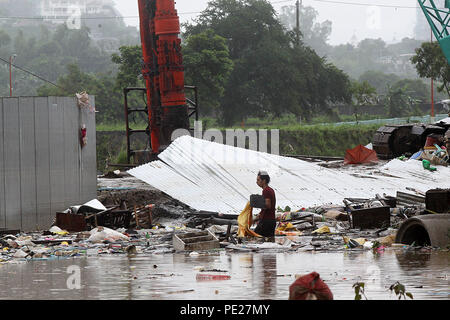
{"left": 196, "top": 273, "right": 231, "bottom": 281}
{"left": 145, "top": 232, "right": 150, "bottom": 247}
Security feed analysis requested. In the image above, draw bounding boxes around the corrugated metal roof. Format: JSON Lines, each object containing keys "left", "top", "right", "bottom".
{"left": 128, "top": 136, "right": 450, "bottom": 215}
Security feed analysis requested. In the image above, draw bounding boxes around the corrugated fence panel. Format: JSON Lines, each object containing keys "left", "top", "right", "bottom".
{"left": 19, "top": 97, "right": 37, "bottom": 231}
{"left": 63, "top": 97, "right": 80, "bottom": 209}
{"left": 35, "top": 97, "right": 52, "bottom": 229}
{"left": 81, "top": 96, "right": 97, "bottom": 203}
{"left": 0, "top": 96, "right": 97, "bottom": 231}
{"left": 49, "top": 97, "right": 66, "bottom": 221}
{"left": 3, "top": 98, "right": 21, "bottom": 229}
{"left": 0, "top": 99, "right": 4, "bottom": 229}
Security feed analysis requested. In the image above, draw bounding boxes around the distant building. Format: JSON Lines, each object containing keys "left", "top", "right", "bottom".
{"left": 40, "top": 0, "right": 116, "bottom": 24}
{"left": 415, "top": 4, "right": 431, "bottom": 41}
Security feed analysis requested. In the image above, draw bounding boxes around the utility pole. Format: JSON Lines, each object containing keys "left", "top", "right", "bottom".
{"left": 296, "top": 0, "right": 301, "bottom": 46}
{"left": 9, "top": 54, "right": 16, "bottom": 97}
{"left": 431, "top": 28, "right": 435, "bottom": 119}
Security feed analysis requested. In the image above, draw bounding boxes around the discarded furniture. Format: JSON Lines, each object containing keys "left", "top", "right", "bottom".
{"left": 173, "top": 230, "right": 220, "bottom": 251}
{"left": 425, "top": 189, "right": 450, "bottom": 213}
{"left": 131, "top": 205, "right": 153, "bottom": 229}
{"left": 395, "top": 214, "right": 450, "bottom": 248}
{"left": 92, "top": 209, "right": 131, "bottom": 230}
{"left": 349, "top": 206, "right": 390, "bottom": 229}
{"left": 56, "top": 207, "right": 132, "bottom": 232}
{"left": 343, "top": 198, "right": 391, "bottom": 229}
{"left": 56, "top": 212, "right": 87, "bottom": 232}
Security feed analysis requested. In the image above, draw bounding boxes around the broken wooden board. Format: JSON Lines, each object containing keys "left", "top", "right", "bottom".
{"left": 173, "top": 230, "right": 220, "bottom": 251}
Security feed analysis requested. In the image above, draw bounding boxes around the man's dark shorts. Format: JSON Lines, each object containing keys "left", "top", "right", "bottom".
{"left": 254, "top": 219, "right": 276, "bottom": 238}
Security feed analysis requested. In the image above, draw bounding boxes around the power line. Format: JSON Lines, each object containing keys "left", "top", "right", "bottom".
{"left": 0, "top": 0, "right": 296, "bottom": 21}
{"left": 311, "top": 0, "right": 417, "bottom": 9}
{"left": 0, "top": 0, "right": 435, "bottom": 22}
{"left": 0, "top": 56, "right": 63, "bottom": 89}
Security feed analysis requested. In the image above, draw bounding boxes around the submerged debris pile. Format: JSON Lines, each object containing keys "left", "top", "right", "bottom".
{"left": 1, "top": 183, "right": 447, "bottom": 265}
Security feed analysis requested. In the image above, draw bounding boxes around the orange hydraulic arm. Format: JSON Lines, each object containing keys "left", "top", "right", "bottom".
{"left": 137, "top": 0, "right": 189, "bottom": 154}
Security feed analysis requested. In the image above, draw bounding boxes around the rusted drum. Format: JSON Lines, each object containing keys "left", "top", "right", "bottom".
{"left": 395, "top": 214, "right": 450, "bottom": 248}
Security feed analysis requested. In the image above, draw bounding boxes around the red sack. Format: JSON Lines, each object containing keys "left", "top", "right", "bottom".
{"left": 289, "top": 272, "right": 333, "bottom": 300}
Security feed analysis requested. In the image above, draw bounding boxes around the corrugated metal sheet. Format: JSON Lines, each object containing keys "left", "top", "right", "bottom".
{"left": 128, "top": 136, "right": 450, "bottom": 215}
{"left": 0, "top": 96, "right": 97, "bottom": 231}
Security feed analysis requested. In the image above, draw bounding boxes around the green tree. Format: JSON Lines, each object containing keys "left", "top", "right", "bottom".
{"left": 383, "top": 85, "right": 416, "bottom": 117}
{"left": 184, "top": 0, "right": 285, "bottom": 60}
{"left": 411, "top": 41, "right": 450, "bottom": 96}
{"left": 359, "top": 70, "right": 400, "bottom": 95}
{"left": 183, "top": 29, "right": 233, "bottom": 116}
{"left": 184, "top": 0, "right": 351, "bottom": 125}
{"left": 37, "top": 64, "right": 122, "bottom": 123}
{"left": 391, "top": 79, "right": 429, "bottom": 103}
{"left": 278, "top": 4, "right": 332, "bottom": 56}
{"left": 350, "top": 80, "right": 377, "bottom": 122}
{"left": 111, "top": 45, "right": 144, "bottom": 90}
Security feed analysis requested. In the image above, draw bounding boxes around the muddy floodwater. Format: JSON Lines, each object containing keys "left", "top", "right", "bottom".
{"left": 0, "top": 249, "right": 448, "bottom": 300}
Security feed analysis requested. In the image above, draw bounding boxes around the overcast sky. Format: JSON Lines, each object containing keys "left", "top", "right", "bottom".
{"left": 113, "top": 0, "right": 424, "bottom": 45}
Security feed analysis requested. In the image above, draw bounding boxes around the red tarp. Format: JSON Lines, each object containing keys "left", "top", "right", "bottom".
{"left": 344, "top": 144, "right": 379, "bottom": 165}
{"left": 289, "top": 272, "right": 334, "bottom": 300}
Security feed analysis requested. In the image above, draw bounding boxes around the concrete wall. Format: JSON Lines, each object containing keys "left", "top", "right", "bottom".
{"left": 0, "top": 96, "right": 97, "bottom": 231}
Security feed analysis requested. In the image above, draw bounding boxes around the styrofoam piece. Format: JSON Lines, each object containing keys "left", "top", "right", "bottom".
{"left": 70, "top": 199, "right": 107, "bottom": 213}
{"left": 128, "top": 136, "right": 450, "bottom": 215}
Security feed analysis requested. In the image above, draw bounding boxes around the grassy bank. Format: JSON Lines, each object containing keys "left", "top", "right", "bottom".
{"left": 279, "top": 124, "right": 379, "bottom": 157}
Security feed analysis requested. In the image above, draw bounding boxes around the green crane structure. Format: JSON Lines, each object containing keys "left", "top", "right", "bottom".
{"left": 418, "top": 0, "right": 450, "bottom": 64}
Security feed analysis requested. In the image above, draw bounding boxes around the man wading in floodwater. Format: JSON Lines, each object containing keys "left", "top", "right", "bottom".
{"left": 253, "top": 171, "right": 276, "bottom": 242}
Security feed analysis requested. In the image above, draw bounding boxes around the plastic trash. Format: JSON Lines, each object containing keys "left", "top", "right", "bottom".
{"left": 422, "top": 159, "right": 437, "bottom": 172}
{"left": 15, "top": 239, "right": 34, "bottom": 247}
{"left": 410, "top": 150, "right": 423, "bottom": 160}
{"left": 87, "top": 226, "right": 130, "bottom": 243}
{"left": 49, "top": 226, "right": 69, "bottom": 236}
{"left": 363, "top": 241, "right": 374, "bottom": 250}
{"left": 193, "top": 266, "right": 205, "bottom": 271}
{"left": 312, "top": 226, "right": 330, "bottom": 234}
{"left": 13, "top": 249, "right": 28, "bottom": 258}
{"left": 196, "top": 273, "right": 231, "bottom": 281}
{"left": 86, "top": 248, "right": 99, "bottom": 256}
{"left": 377, "top": 234, "right": 396, "bottom": 247}
{"left": 348, "top": 239, "right": 361, "bottom": 248}
{"left": 343, "top": 236, "right": 366, "bottom": 248}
